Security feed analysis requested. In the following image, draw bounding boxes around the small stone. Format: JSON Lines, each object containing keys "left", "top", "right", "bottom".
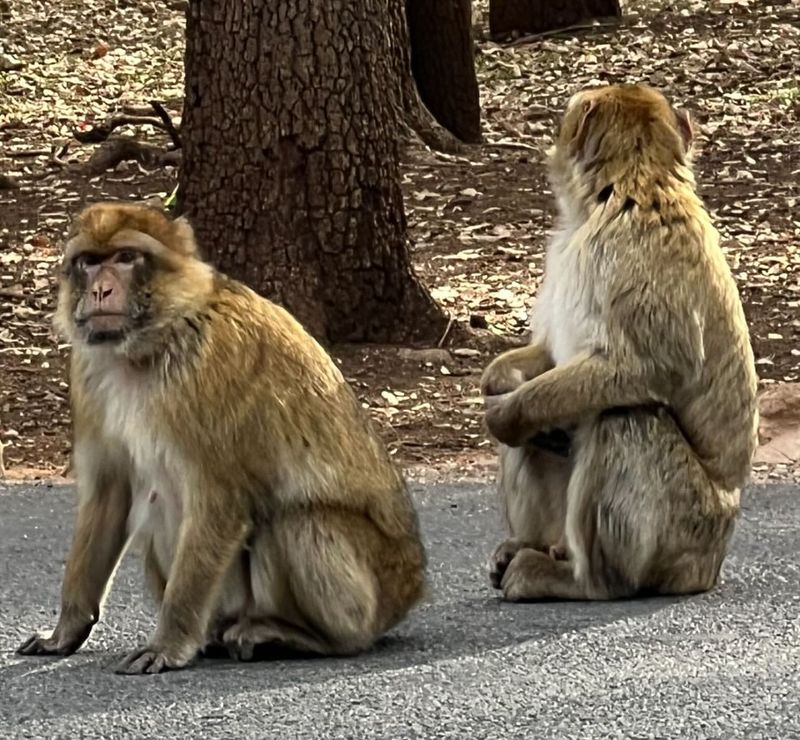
{"left": 397, "top": 348, "right": 452, "bottom": 365}
{"left": 453, "top": 348, "right": 481, "bottom": 358}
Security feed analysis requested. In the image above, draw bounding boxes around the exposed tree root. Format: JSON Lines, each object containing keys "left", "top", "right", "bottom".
{"left": 401, "top": 76, "right": 466, "bottom": 155}
{"left": 73, "top": 100, "right": 182, "bottom": 148}
{"left": 81, "top": 137, "right": 181, "bottom": 176}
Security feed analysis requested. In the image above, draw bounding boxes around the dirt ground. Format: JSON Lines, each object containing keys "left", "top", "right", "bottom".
{"left": 1, "top": 0, "right": 798, "bottom": 482}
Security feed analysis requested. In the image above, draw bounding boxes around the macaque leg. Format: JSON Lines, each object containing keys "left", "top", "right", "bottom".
{"left": 17, "top": 470, "right": 130, "bottom": 657}
{"left": 115, "top": 499, "right": 249, "bottom": 675}
{"left": 501, "top": 409, "right": 737, "bottom": 602}
{"left": 489, "top": 445, "right": 570, "bottom": 589}
{"left": 223, "top": 508, "right": 383, "bottom": 660}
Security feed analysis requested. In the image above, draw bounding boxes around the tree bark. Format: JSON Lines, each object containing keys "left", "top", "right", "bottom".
{"left": 406, "top": 0, "right": 482, "bottom": 144}
{"left": 179, "top": 0, "right": 448, "bottom": 344}
{"left": 490, "top": 0, "right": 621, "bottom": 39}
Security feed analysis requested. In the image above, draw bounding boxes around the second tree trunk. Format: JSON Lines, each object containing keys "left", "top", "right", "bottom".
{"left": 406, "top": 0, "right": 482, "bottom": 144}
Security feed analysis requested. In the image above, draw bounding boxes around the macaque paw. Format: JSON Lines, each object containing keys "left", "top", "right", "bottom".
{"left": 481, "top": 362, "right": 525, "bottom": 398}
{"left": 483, "top": 391, "right": 513, "bottom": 412}
{"left": 484, "top": 392, "right": 526, "bottom": 447}
{"left": 114, "top": 645, "right": 192, "bottom": 675}
{"left": 17, "top": 633, "right": 78, "bottom": 657}
{"left": 489, "top": 538, "right": 528, "bottom": 589}
{"left": 549, "top": 542, "right": 568, "bottom": 561}
{"left": 16, "top": 625, "right": 91, "bottom": 657}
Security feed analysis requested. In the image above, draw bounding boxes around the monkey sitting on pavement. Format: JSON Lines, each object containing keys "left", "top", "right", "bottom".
{"left": 16, "top": 202, "right": 427, "bottom": 674}
{"left": 481, "top": 84, "right": 759, "bottom": 601}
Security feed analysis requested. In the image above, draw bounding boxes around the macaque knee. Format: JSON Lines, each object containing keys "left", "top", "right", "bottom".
{"left": 278, "top": 514, "right": 382, "bottom": 653}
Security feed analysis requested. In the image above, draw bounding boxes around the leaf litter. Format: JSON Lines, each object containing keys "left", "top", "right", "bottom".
{"left": 0, "top": 0, "right": 798, "bottom": 481}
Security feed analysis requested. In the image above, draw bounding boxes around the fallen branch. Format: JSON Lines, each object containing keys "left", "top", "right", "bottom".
{"left": 0, "top": 289, "right": 48, "bottom": 306}
{"left": 73, "top": 114, "right": 169, "bottom": 144}
{"left": 437, "top": 317, "right": 455, "bottom": 348}
{"left": 482, "top": 139, "right": 539, "bottom": 151}
{"left": 80, "top": 137, "right": 181, "bottom": 176}
{"left": 507, "top": 18, "right": 621, "bottom": 46}
{"left": 8, "top": 149, "right": 50, "bottom": 158}
{"left": 149, "top": 100, "right": 182, "bottom": 149}
{"left": 49, "top": 141, "right": 72, "bottom": 167}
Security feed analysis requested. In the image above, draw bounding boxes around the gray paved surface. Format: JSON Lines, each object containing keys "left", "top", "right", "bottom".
{"left": 0, "top": 482, "right": 798, "bottom": 739}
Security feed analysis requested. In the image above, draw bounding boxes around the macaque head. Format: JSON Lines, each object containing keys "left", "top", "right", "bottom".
{"left": 547, "top": 84, "right": 694, "bottom": 211}
{"left": 57, "top": 202, "right": 213, "bottom": 353}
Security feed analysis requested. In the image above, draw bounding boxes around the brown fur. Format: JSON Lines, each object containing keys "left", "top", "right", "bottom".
{"left": 17, "top": 202, "right": 426, "bottom": 673}
{"left": 482, "top": 85, "right": 758, "bottom": 601}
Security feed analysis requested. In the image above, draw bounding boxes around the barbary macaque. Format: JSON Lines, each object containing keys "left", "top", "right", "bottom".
{"left": 482, "top": 84, "right": 759, "bottom": 600}
{"left": 17, "top": 203, "right": 426, "bottom": 673}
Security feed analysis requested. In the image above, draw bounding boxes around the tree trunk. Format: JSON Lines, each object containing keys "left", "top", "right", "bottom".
{"left": 179, "top": 0, "right": 448, "bottom": 344}
{"left": 406, "top": 0, "right": 482, "bottom": 144}
{"left": 489, "top": 0, "right": 621, "bottom": 39}
{"left": 387, "top": 0, "right": 464, "bottom": 154}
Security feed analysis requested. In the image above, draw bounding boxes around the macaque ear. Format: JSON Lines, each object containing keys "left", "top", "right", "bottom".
{"left": 673, "top": 108, "right": 694, "bottom": 151}
{"left": 172, "top": 216, "right": 198, "bottom": 256}
{"left": 570, "top": 98, "right": 599, "bottom": 157}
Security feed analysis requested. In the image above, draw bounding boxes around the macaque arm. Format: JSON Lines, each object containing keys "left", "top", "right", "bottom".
{"left": 18, "top": 441, "right": 130, "bottom": 656}
{"left": 488, "top": 282, "right": 705, "bottom": 446}
{"left": 482, "top": 340, "right": 555, "bottom": 397}
{"left": 516, "top": 351, "right": 657, "bottom": 429}
{"left": 500, "top": 341, "right": 554, "bottom": 380}
{"left": 486, "top": 351, "right": 660, "bottom": 446}
{"left": 115, "top": 484, "right": 249, "bottom": 674}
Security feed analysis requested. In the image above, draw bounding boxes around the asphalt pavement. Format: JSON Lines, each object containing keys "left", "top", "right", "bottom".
{"left": 0, "top": 481, "right": 798, "bottom": 739}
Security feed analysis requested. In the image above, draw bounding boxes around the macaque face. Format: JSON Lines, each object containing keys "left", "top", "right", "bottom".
{"left": 65, "top": 246, "right": 153, "bottom": 345}
{"left": 55, "top": 203, "right": 212, "bottom": 353}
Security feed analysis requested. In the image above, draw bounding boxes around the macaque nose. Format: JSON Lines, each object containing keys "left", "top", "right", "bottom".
{"left": 93, "top": 281, "right": 114, "bottom": 304}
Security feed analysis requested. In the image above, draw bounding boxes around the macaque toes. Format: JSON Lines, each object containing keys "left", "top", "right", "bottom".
{"left": 16, "top": 202, "right": 426, "bottom": 674}
{"left": 482, "top": 84, "right": 759, "bottom": 601}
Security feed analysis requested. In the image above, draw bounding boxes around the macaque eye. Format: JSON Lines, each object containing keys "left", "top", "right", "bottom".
{"left": 72, "top": 252, "right": 104, "bottom": 269}
{"left": 116, "top": 249, "right": 139, "bottom": 264}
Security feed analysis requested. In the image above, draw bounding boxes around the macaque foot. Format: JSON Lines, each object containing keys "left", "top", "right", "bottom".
{"left": 223, "top": 618, "right": 326, "bottom": 660}
{"left": 114, "top": 645, "right": 193, "bottom": 675}
{"left": 501, "top": 548, "right": 583, "bottom": 602}
{"left": 490, "top": 537, "right": 568, "bottom": 588}
{"left": 489, "top": 538, "right": 530, "bottom": 589}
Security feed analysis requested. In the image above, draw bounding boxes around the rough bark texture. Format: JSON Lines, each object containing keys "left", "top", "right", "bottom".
{"left": 406, "top": 0, "right": 482, "bottom": 144}
{"left": 179, "top": 0, "right": 448, "bottom": 343}
{"left": 490, "top": 0, "right": 621, "bottom": 38}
